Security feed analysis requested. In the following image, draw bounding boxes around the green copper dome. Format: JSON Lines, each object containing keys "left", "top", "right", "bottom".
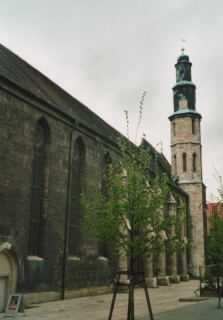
{"left": 171, "top": 52, "right": 195, "bottom": 113}
{"left": 177, "top": 53, "right": 190, "bottom": 62}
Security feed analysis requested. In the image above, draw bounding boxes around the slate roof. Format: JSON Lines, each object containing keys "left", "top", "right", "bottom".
{"left": 0, "top": 44, "right": 121, "bottom": 140}
{"left": 140, "top": 139, "right": 171, "bottom": 177}
{"left": 0, "top": 44, "right": 175, "bottom": 180}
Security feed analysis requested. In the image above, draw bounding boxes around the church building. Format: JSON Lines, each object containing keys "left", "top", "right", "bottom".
{"left": 0, "top": 44, "right": 205, "bottom": 311}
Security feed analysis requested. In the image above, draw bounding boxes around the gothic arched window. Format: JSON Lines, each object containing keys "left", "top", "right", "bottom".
{"left": 28, "top": 119, "right": 51, "bottom": 257}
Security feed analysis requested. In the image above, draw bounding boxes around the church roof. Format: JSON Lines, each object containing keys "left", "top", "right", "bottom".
{"left": 0, "top": 44, "right": 186, "bottom": 194}
{"left": 0, "top": 44, "right": 121, "bottom": 140}
{"left": 140, "top": 139, "right": 171, "bottom": 175}
{"left": 169, "top": 108, "right": 202, "bottom": 121}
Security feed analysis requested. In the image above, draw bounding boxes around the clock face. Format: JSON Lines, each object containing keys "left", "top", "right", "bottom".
{"left": 179, "top": 100, "right": 187, "bottom": 109}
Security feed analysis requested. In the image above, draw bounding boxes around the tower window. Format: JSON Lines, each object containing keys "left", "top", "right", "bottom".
{"left": 192, "top": 153, "right": 196, "bottom": 172}
{"left": 192, "top": 119, "right": 195, "bottom": 135}
{"left": 173, "top": 122, "right": 176, "bottom": 136}
{"left": 183, "top": 153, "right": 187, "bottom": 172}
{"left": 174, "top": 155, "right": 177, "bottom": 175}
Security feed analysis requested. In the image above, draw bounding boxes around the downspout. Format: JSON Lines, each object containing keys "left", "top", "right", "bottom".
{"left": 61, "top": 118, "right": 79, "bottom": 300}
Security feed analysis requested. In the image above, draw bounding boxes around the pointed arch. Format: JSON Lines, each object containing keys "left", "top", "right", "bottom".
{"left": 28, "top": 117, "right": 51, "bottom": 258}
{"left": 0, "top": 245, "right": 18, "bottom": 311}
{"left": 68, "top": 136, "right": 86, "bottom": 256}
{"left": 118, "top": 161, "right": 126, "bottom": 177}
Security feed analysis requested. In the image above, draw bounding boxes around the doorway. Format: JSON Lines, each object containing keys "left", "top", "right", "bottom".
{"left": 0, "top": 243, "right": 18, "bottom": 313}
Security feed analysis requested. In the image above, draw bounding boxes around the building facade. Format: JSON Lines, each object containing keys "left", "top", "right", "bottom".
{"left": 0, "top": 45, "right": 204, "bottom": 311}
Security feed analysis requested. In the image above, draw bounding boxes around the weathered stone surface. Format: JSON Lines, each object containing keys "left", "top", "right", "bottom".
{"left": 157, "top": 276, "right": 170, "bottom": 286}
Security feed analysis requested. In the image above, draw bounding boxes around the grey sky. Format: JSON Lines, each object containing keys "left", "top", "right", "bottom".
{"left": 1, "top": 0, "right": 223, "bottom": 200}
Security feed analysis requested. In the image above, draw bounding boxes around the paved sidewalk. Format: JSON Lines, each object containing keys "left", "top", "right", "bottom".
{"left": 139, "top": 298, "right": 222, "bottom": 320}
{"left": 0, "top": 280, "right": 222, "bottom": 319}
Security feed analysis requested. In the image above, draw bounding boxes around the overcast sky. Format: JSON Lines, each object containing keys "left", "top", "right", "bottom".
{"left": 1, "top": 0, "right": 223, "bottom": 201}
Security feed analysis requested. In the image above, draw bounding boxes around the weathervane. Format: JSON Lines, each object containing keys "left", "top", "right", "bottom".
{"left": 181, "top": 39, "right": 186, "bottom": 53}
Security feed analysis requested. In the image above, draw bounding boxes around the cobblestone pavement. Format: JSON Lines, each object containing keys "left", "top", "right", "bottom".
{"left": 0, "top": 280, "right": 222, "bottom": 319}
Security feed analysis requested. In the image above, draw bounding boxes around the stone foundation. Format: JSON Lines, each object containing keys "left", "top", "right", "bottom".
{"left": 180, "top": 275, "right": 190, "bottom": 281}
{"left": 145, "top": 277, "right": 157, "bottom": 288}
{"left": 24, "top": 285, "right": 113, "bottom": 307}
{"left": 169, "top": 275, "right": 180, "bottom": 284}
{"left": 157, "top": 276, "right": 169, "bottom": 286}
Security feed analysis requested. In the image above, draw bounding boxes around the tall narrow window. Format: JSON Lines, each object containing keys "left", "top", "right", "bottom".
{"left": 192, "top": 119, "right": 195, "bottom": 135}
{"left": 192, "top": 153, "right": 196, "bottom": 172}
{"left": 183, "top": 153, "right": 187, "bottom": 172}
{"left": 174, "top": 155, "right": 177, "bottom": 175}
{"left": 173, "top": 122, "right": 176, "bottom": 136}
{"left": 28, "top": 119, "right": 51, "bottom": 257}
{"left": 99, "top": 153, "right": 111, "bottom": 257}
{"left": 68, "top": 138, "right": 85, "bottom": 256}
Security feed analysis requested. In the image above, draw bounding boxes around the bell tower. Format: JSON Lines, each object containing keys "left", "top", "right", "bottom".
{"left": 169, "top": 50, "right": 206, "bottom": 276}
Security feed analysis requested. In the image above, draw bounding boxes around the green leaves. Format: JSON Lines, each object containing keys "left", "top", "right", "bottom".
{"left": 82, "top": 133, "right": 187, "bottom": 267}
{"left": 204, "top": 213, "right": 223, "bottom": 264}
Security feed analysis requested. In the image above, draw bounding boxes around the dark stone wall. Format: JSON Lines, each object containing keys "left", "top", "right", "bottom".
{"left": 0, "top": 81, "right": 189, "bottom": 300}
{"left": 0, "top": 84, "right": 118, "bottom": 297}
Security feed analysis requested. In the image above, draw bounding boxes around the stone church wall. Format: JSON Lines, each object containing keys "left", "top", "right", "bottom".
{"left": 0, "top": 83, "right": 121, "bottom": 304}
{"left": 0, "top": 75, "right": 190, "bottom": 306}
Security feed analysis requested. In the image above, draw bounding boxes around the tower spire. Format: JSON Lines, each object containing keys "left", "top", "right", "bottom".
{"left": 181, "top": 39, "right": 186, "bottom": 54}
{"left": 169, "top": 49, "right": 200, "bottom": 116}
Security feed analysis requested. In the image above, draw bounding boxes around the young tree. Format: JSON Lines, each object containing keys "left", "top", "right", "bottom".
{"left": 204, "top": 206, "right": 223, "bottom": 298}
{"left": 83, "top": 136, "right": 186, "bottom": 273}
{"left": 82, "top": 96, "right": 188, "bottom": 319}
{"left": 204, "top": 167, "right": 223, "bottom": 298}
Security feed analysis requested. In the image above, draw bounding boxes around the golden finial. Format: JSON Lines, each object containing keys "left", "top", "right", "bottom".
{"left": 181, "top": 39, "right": 186, "bottom": 53}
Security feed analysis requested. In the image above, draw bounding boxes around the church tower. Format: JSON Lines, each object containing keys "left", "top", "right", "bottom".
{"left": 169, "top": 50, "right": 206, "bottom": 276}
